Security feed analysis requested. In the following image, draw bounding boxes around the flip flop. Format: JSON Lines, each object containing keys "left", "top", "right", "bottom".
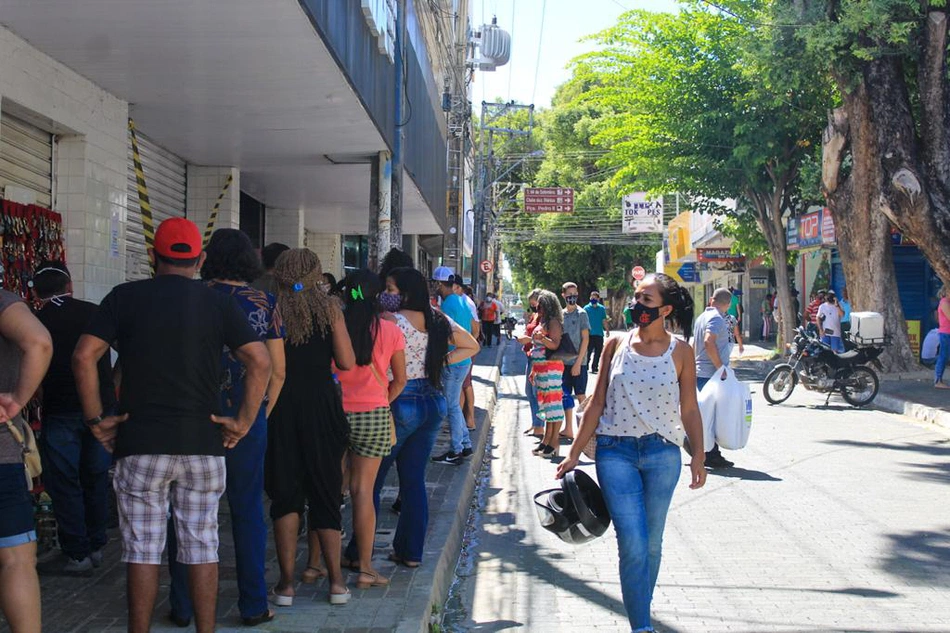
{"left": 242, "top": 610, "right": 275, "bottom": 626}
{"left": 387, "top": 553, "right": 421, "bottom": 568}
{"left": 301, "top": 565, "right": 327, "bottom": 583}
{"left": 269, "top": 588, "right": 294, "bottom": 607}
{"left": 328, "top": 588, "right": 351, "bottom": 605}
{"left": 356, "top": 569, "right": 390, "bottom": 589}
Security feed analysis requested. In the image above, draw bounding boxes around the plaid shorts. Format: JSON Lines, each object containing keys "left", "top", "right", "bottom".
{"left": 113, "top": 454, "right": 226, "bottom": 565}
{"left": 347, "top": 407, "right": 394, "bottom": 458}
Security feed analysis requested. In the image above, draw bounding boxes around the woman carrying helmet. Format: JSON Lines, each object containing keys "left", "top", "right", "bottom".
{"left": 557, "top": 273, "right": 706, "bottom": 633}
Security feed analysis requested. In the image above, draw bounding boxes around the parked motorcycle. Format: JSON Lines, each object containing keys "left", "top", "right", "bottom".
{"left": 763, "top": 326, "right": 885, "bottom": 407}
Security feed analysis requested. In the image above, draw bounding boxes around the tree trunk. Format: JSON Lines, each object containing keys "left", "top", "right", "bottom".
{"left": 822, "top": 80, "right": 918, "bottom": 372}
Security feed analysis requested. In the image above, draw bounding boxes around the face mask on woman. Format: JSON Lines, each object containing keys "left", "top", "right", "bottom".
{"left": 379, "top": 291, "right": 402, "bottom": 313}
{"left": 630, "top": 302, "right": 662, "bottom": 327}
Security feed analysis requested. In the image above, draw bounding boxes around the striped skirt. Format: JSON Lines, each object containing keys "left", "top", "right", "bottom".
{"left": 532, "top": 359, "right": 565, "bottom": 426}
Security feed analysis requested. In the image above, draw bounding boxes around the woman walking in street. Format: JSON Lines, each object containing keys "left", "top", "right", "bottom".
{"left": 267, "top": 249, "right": 356, "bottom": 606}
{"left": 529, "top": 290, "right": 566, "bottom": 458}
{"left": 335, "top": 269, "right": 407, "bottom": 587}
{"left": 167, "top": 228, "right": 286, "bottom": 627}
{"left": 557, "top": 273, "right": 706, "bottom": 633}
{"left": 345, "top": 267, "right": 477, "bottom": 568}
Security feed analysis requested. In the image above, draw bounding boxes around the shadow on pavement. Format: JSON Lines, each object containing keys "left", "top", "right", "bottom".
{"left": 881, "top": 527, "right": 950, "bottom": 587}
{"left": 658, "top": 582, "right": 901, "bottom": 599}
{"left": 820, "top": 438, "right": 950, "bottom": 457}
{"left": 705, "top": 466, "right": 783, "bottom": 482}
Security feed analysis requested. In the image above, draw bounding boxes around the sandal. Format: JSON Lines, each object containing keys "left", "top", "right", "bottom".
{"left": 340, "top": 557, "right": 360, "bottom": 572}
{"left": 242, "top": 610, "right": 275, "bottom": 626}
{"left": 301, "top": 565, "right": 327, "bottom": 583}
{"left": 329, "top": 588, "right": 351, "bottom": 605}
{"left": 269, "top": 587, "right": 294, "bottom": 607}
{"left": 387, "top": 553, "right": 420, "bottom": 568}
{"left": 356, "top": 569, "right": 390, "bottom": 589}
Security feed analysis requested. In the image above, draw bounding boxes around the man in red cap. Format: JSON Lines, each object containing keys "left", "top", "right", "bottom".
{"left": 73, "top": 218, "right": 272, "bottom": 633}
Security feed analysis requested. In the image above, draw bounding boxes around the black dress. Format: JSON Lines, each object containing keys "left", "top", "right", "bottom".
{"left": 265, "top": 321, "right": 349, "bottom": 530}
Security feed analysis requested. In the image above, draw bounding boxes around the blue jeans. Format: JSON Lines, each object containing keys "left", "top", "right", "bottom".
{"left": 168, "top": 407, "right": 268, "bottom": 620}
{"left": 821, "top": 335, "right": 844, "bottom": 353}
{"left": 38, "top": 412, "right": 112, "bottom": 560}
{"left": 525, "top": 359, "right": 543, "bottom": 428}
{"left": 442, "top": 363, "right": 471, "bottom": 454}
{"left": 595, "top": 433, "right": 682, "bottom": 633}
{"left": 936, "top": 333, "right": 950, "bottom": 383}
{"left": 346, "top": 378, "right": 446, "bottom": 564}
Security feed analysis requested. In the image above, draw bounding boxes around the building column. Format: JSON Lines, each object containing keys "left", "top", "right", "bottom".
{"left": 265, "top": 208, "right": 304, "bottom": 249}
{"left": 304, "top": 230, "right": 342, "bottom": 279}
{"left": 186, "top": 166, "right": 240, "bottom": 238}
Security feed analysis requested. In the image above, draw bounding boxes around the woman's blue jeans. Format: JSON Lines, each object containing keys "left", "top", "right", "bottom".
{"left": 595, "top": 433, "right": 681, "bottom": 633}
{"left": 168, "top": 407, "right": 268, "bottom": 620}
{"left": 935, "top": 333, "right": 950, "bottom": 383}
{"left": 345, "top": 378, "right": 447, "bottom": 564}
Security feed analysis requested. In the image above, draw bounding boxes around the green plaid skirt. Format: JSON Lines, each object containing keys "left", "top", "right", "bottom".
{"left": 346, "top": 406, "right": 394, "bottom": 458}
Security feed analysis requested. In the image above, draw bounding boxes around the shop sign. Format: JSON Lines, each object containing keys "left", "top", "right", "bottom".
{"left": 786, "top": 217, "right": 799, "bottom": 251}
{"left": 797, "top": 210, "right": 822, "bottom": 249}
{"left": 361, "top": 0, "right": 396, "bottom": 62}
{"left": 907, "top": 320, "right": 921, "bottom": 358}
{"left": 750, "top": 276, "right": 769, "bottom": 288}
{"left": 697, "top": 248, "right": 743, "bottom": 263}
{"left": 622, "top": 193, "right": 664, "bottom": 234}
{"left": 821, "top": 208, "right": 836, "bottom": 246}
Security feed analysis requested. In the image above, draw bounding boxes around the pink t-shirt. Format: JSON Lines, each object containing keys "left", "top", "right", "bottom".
{"left": 939, "top": 298, "right": 950, "bottom": 334}
{"left": 337, "top": 318, "right": 406, "bottom": 413}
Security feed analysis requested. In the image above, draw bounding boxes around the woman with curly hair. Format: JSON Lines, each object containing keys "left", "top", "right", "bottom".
{"left": 266, "top": 249, "right": 356, "bottom": 606}
{"left": 529, "top": 289, "right": 566, "bottom": 458}
{"left": 166, "top": 228, "right": 285, "bottom": 626}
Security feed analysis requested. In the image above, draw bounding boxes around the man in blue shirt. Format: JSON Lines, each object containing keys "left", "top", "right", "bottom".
{"left": 583, "top": 291, "right": 609, "bottom": 373}
{"left": 431, "top": 267, "right": 474, "bottom": 464}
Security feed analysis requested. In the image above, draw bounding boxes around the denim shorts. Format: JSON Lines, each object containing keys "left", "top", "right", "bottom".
{"left": 0, "top": 463, "right": 37, "bottom": 548}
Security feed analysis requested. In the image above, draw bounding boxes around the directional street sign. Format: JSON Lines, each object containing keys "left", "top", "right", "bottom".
{"left": 524, "top": 187, "right": 574, "bottom": 213}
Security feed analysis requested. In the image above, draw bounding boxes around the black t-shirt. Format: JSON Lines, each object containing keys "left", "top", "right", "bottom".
{"left": 37, "top": 297, "right": 116, "bottom": 416}
{"left": 85, "top": 275, "right": 258, "bottom": 458}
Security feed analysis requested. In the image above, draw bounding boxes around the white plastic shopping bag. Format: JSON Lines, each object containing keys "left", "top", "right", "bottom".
{"left": 711, "top": 366, "right": 753, "bottom": 450}
{"left": 697, "top": 378, "right": 718, "bottom": 452}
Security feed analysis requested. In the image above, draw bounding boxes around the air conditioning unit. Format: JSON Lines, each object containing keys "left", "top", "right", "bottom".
{"left": 468, "top": 19, "right": 511, "bottom": 71}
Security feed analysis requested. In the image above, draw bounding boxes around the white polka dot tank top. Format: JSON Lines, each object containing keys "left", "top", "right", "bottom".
{"left": 596, "top": 331, "right": 686, "bottom": 447}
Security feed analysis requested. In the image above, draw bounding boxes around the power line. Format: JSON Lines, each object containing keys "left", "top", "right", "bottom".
{"left": 531, "top": 0, "right": 548, "bottom": 106}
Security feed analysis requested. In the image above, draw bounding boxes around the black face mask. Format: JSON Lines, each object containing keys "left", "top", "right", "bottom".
{"left": 631, "top": 302, "right": 663, "bottom": 327}
{"left": 565, "top": 295, "right": 578, "bottom": 305}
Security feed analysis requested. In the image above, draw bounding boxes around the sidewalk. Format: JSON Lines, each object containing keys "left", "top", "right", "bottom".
{"left": 875, "top": 370, "right": 950, "bottom": 432}
{"left": 13, "top": 344, "right": 505, "bottom": 633}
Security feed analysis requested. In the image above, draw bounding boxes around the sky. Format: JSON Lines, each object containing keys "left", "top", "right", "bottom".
{"left": 471, "top": 0, "right": 679, "bottom": 110}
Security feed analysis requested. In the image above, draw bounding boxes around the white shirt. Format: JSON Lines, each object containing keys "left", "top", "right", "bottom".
{"left": 817, "top": 302, "right": 843, "bottom": 338}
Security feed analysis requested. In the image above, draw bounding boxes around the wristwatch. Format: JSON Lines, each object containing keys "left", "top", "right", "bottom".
{"left": 84, "top": 415, "right": 104, "bottom": 427}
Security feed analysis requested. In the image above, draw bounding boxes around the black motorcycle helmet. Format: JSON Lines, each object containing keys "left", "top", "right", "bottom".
{"left": 534, "top": 470, "right": 611, "bottom": 544}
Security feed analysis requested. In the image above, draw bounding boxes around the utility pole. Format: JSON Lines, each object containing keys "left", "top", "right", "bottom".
{"left": 471, "top": 100, "right": 534, "bottom": 297}
{"left": 390, "top": 0, "right": 406, "bottom": 251}
{"left": 441, "top": 2, "right": 471, "bottom": 277}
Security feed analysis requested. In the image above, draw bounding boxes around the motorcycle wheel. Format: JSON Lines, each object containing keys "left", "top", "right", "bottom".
{"left": 840, "top": 366, "right": 879, "bottom": 407}
{"left": 763, "top": 365, "right": 797, "bottom": 404}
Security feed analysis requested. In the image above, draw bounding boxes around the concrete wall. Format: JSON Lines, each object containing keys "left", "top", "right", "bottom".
{"left": 304, "top": 230, "right": 342, "bottom": 279}
{"left": 187, "top": 166, "right": 240, "bottom": 239}
{"left": 0, "top": 24, "right": 128, "bottom": 302}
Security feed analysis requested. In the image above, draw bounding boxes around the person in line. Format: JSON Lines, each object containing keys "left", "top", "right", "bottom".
{"left": 934, "top": 286, "right": 950, "bottom": 389}
{"left": 817, "top": 289, "right": 846, "bottom": 353}
{"left": 761, "top": 293, "right": 773, "bottom": 341}
{"left": 584, "top": 291, "right": 609, "bottom": 373}
{"left": 517, "top": 290, "right": 545, "bottom": 438}
{"left": 74, "top": 218, "right": 271, "bottom": 633}
{"left": 557, "top": 273, "right": 705, "bottom": 633}
{"left": 530, "top": 290, "right": 566, "bottom": 459}
{"left": 432, "top": 268, "right": 474, "bottom": 464}
{"left": 693, "top": 288, "right": 736, "bottom": 469}
{"left": 839, "top": 288, "right": 853, "bottom": 334}
{"left": 724, "top": 309, "right": 745, "bottom": 357}
{"left": 251, "top": 242, "right": 290, "bottom": 295}
{"left": 266, "top": 249, "right": 355, "bottom": 606}
{"left": 335, "top": 269, "right": 407, "bottom": 588}
{"left": 377, "top": 247, "right": 416, "bottom": 290}
{"left": 479, "top": 293, "right": 503, "bottom": 347}
{"left": 805, "top": 289, "right": 825, "bottom": 335}
{"left": 921, "top": 326, "right": 940, "bottom": 368}
{"left": 32, "top": 262, "right": 114, "bottom": 577}
{"left": 455, "top": 279, "right": 481, "bottom": 431}
{"left": 560, "top": 282, "right": 590, "bottom": 442}
{"left": 165, "top": 229, "right": 285, "bottom": 627}
{"left": 0, "top": 287, "right": 53, "bottom": 633}
{"left": 727, "top": 285, "right": 743, "bottom": 330}
{"left": 344, "top": 267, "right": 476, "bottom": 568}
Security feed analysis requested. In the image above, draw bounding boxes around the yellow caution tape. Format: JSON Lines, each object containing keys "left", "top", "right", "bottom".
{"left": 127, "top": 118, "right": 155, "bottom": 275}
{"left": 202, "top": 174, "right": 234, "bottom": 247}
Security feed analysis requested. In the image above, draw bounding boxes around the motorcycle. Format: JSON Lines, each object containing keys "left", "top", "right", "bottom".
{"left": 763, "top": 326, "right": 885, "bottom": 407}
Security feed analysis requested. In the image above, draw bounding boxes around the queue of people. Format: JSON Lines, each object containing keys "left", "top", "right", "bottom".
{"left": 0, "top": 217, "right": 486, "bottom": 633}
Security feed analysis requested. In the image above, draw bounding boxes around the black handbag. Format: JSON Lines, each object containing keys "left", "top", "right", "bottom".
{"left": 545, "top": 332, "right": 578, "bottom": 362}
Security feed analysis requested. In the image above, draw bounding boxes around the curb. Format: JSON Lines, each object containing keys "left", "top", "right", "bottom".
{"left": 873, "top": 392, "right": 950, "bottom": 433}
{"left": 398, "top": 344, "right": 506, "bottom": 633}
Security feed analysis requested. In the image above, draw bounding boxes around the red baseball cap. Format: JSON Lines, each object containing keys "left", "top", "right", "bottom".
{"left": 154, "top": 217, "right": 202, "bottom": 259}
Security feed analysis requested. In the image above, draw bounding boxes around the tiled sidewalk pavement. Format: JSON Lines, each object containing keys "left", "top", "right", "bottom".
{"left": 9, "top": 344, "right": 505, "bottom": 633}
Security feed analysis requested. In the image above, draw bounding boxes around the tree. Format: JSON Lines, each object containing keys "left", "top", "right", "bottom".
{"left": 572, "top": 4, "right": 832, "bottom": 345}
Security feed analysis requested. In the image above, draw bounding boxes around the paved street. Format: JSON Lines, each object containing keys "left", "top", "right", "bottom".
{"left": 444, "top": 341, "right": 950, "bottom": 632}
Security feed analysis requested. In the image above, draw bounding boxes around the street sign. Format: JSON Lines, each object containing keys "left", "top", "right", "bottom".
{"left": 632, "top": 265, "right": 646, "bottom": 281}
{"left": 524, "top": 187, "right": 574, "bottom": 213}
{"left": 480, "top": 259, "right": 494, "bottom": 274}
{"left": 622, "top": 193, "right": 663, "bottom": 234}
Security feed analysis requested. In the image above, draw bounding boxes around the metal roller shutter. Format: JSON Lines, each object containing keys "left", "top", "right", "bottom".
{"left": 0, "top": 113, "right": 53, "bottom": 209}
{"left": 126, "top": 134, "right": 187, "bottom": 280}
